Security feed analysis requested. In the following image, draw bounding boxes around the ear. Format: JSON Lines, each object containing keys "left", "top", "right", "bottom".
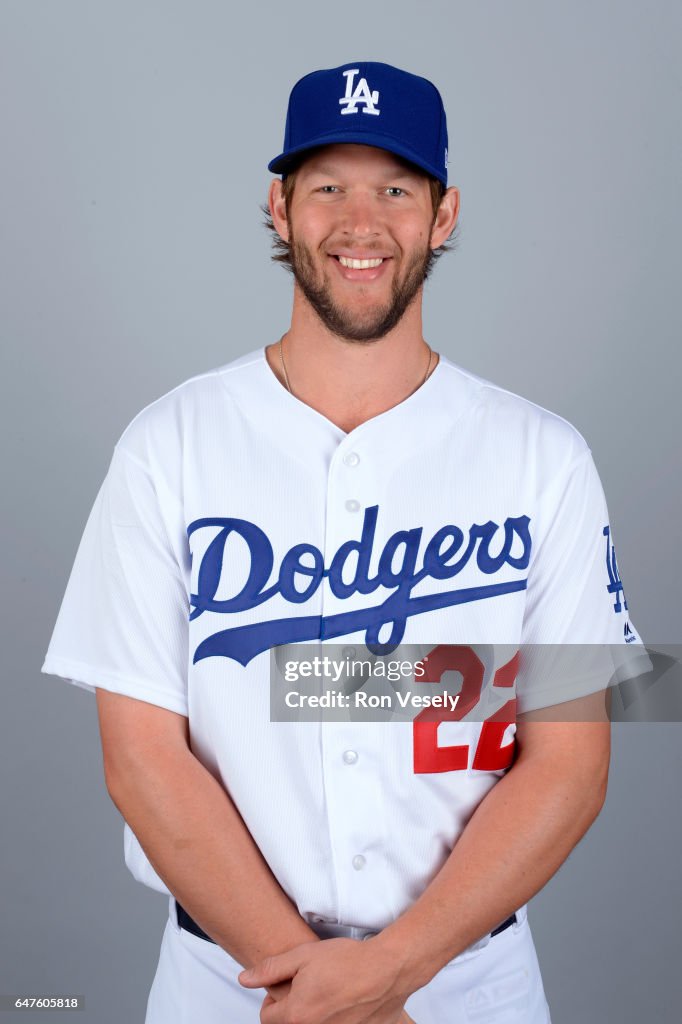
{"left": 269, "top": 178, "right": 290, "bottom": 244}
{"left": 430, "top": 186, "right": 460, "bottom": 249}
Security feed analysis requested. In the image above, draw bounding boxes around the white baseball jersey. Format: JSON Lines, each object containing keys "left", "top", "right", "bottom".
{"left": 41, "top": 346, "right": 647, "bottom": 932}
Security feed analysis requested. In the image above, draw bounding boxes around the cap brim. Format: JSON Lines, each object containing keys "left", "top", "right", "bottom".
{"left": 268, "top": 130, "right": 446, "bottom": 186}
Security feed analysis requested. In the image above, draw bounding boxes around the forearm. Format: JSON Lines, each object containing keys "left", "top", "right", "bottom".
{"left": 376, "top": 733, "right": 609, "bottom": 992}
{"left": 106, "top": 745, "right": 319, "bottom": 966}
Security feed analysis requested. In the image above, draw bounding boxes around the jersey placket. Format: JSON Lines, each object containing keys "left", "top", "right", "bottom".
{"left": 318, "top": 432, "right": 393, "bottom": 927}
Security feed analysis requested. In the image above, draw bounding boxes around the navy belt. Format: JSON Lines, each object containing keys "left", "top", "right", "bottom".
{"left": 174, "top": 899, "right": 517, "bottom": 945}
{"left": 490, "top": 914, "right": 518, "bottom": 937}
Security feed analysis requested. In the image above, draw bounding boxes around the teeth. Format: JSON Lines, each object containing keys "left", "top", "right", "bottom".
{"left": 338, "top": 256, "right": 384, "bottom": 269}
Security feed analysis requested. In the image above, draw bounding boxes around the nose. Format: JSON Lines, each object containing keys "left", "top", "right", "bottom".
{"left": 338, "top": 190, "right": 383, "bottom": 241}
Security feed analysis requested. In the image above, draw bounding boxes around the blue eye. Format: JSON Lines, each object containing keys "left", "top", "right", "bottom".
{"left": 386, "top": 187, "right": 405, "bottom": 196}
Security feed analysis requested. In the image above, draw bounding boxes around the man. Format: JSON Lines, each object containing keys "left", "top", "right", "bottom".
{"left": 42, "top": 61, "right": 644, "bottom": 1023}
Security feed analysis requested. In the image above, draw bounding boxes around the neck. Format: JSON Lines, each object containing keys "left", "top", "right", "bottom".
{"left": 265, "top": 287, "right": 437, "bottom": 434}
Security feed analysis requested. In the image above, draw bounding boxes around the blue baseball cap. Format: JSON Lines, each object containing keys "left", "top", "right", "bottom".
{"left": 268, "top": 61, "right": 449, "bottom": 187}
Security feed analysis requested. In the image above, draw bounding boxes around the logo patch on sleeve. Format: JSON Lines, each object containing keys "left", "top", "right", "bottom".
{"left": 603, "top": 524, "right": 628, "bottom": 613}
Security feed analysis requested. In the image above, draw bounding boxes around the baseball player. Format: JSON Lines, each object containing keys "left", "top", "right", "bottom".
{"left": 41, "top": 61, "right": 646, "bottom": 1023}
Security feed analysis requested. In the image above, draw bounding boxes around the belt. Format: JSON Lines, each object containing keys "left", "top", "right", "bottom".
{"left": 174, "top": 900, "right": 517, "bottom": 946}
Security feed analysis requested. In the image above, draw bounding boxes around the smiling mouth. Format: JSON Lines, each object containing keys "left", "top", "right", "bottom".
{"left": 327, "top": 253, "right": 391, "bottom": 270}
{"left": 334, "top": 255, "right": 385, "bottom": 269}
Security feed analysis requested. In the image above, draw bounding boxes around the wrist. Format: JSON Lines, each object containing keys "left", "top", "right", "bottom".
{"left": 236, "top": 922, "right": 322, "bottom": 968}
{"left": 367, "top": 921, "right": 441, "bottom": 996}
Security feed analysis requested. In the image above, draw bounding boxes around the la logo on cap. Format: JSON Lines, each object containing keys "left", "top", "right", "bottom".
{"left": 339, "top": 68, "right": 380, "bottom": 116}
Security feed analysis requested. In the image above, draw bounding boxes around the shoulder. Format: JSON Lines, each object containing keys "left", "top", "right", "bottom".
{"left": 438, "top": 354, "right": 592, "bottom": 478}
{"left": 112, "top": 347, "right": 264, "bottom": 466}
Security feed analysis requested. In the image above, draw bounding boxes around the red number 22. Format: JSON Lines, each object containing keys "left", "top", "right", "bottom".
{"left": 413, "top": 645, "right": 518, "bottom": 774}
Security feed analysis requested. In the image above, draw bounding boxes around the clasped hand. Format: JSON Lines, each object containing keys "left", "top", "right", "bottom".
{"left": 238, "top": 936, "right": 417, "bottom": 1024}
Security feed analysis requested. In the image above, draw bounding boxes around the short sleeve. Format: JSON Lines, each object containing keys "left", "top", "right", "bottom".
{"left": 40, "top": 444, "right": 190, "bottom": 716}
{"left": 516, "top": 448, "right": 650, "bottom": 713}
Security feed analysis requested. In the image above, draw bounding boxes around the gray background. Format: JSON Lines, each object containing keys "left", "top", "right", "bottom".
{"left": 2, "top": 0, "right": 680, "bottom": 1021}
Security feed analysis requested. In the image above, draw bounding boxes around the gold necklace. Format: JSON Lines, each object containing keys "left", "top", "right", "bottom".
{"left": 278, "top": 335, "right": 435, "bottom": 398}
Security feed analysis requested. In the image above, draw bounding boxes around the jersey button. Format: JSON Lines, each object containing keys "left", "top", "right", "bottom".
{"left": 342, "top": 750, "right": 358, "bottom": 765}
{"left": 345, "top": 499, "right": 361, "bottom": 513}
{"left": 352, "top": 854, "right": 366, "bottom": 871}
{"left": 343, "top": 452, "right": 360, "bottom": 467}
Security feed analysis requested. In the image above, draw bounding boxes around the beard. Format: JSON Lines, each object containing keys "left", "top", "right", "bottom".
{"left": 288, "top": 230, "right": 433, "bottom": 342}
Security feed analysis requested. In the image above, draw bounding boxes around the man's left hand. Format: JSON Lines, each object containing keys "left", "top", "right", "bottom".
{"left": 238, "top": 936, "right": 414, "bottom": 1024}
